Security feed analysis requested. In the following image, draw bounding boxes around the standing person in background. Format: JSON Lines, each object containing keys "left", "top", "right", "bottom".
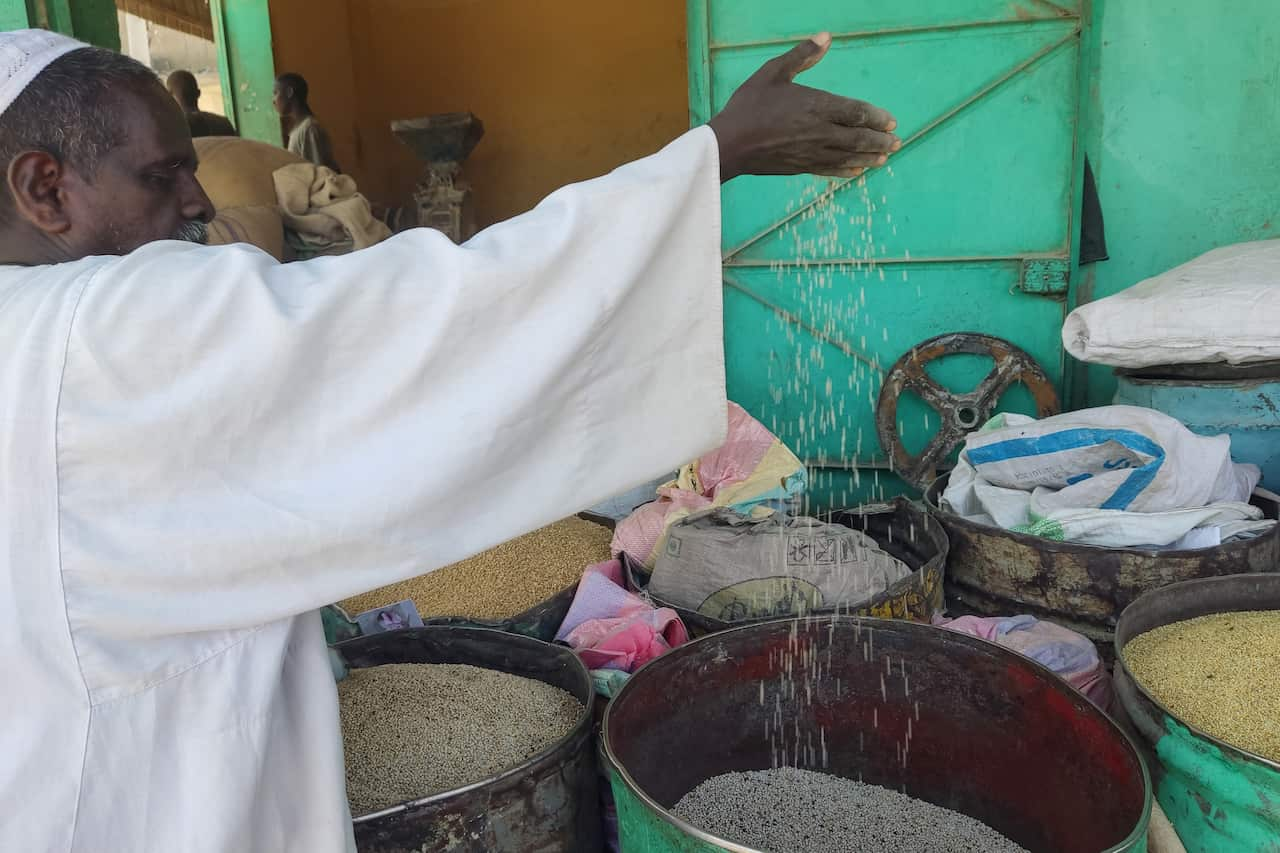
{"left": 165, "top": 70, "right": 237, "bottom": 138}
{"left": 274, "top": 72, "right": 341, "bottom": 172}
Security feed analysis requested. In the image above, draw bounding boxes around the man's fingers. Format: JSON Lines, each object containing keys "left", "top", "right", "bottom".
{"left": 766, "top": 33, "right": 833, "bottom": 82}
{"left": 826, "top": 126, "right": 900, "bottom": 155}
{"left": 821, "top": 149, "right": 890, "bottom": 168}
{"left": 821, "top": 93, "right": 897, "bottom": 133}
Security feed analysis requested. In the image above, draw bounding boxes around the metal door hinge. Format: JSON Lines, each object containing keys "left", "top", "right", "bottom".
{"left": 1020, "top": 258, "right": 1071, "bottom": 295}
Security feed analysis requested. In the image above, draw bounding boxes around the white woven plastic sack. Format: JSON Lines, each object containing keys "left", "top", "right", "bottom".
{"left": 941, "top": 407, "right": 1271, "bottom": 548}
{"left": 1063, "top": 240, "right": 1280, "bottom": 368}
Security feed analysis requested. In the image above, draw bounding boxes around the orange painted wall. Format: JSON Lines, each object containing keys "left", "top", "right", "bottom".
{"left": 273, "top": 0, "right": 689, "bottom": 228}
{"left": 268, "top": 0, "right": 362, "bottom": 179}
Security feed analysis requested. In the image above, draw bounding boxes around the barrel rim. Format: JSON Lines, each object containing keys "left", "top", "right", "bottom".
{"left": 1114, "top": 573, "right": 1280, "bottom": 771}
{"left": 924, "top": 474, "right": 1280, "bottom": 556}
{"left": 602, "top": 615, "right": 1152, "bottom": 853}
{"left": 338, "top": 625, "right": 597, "bottom": 823}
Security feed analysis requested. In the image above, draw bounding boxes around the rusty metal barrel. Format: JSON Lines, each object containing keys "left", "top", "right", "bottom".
{"left": 335, "top": 627, "right": 599, "bottom": 853}
{"left": 924, "top": 475, "right": 1280, "bottom": 654}
{"left": 1114, "top": 574, "right": 1280, "bottom": 852}
{"left": 603, "top": 616, "right": 1151, "bottom": 852}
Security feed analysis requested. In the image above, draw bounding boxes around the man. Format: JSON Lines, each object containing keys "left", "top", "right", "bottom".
{"left": 165, "top": 68, "right": 237, "bottom": 138}
{"left": 274, "top": 70, "right": 341, "bottom": 171}
{"left": 0, "top": 28, "right": 897, "bottom": 853}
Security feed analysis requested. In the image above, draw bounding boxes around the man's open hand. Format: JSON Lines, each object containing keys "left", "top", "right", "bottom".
{"left": 708, "top": 33, "right": 899, "bottom": 182}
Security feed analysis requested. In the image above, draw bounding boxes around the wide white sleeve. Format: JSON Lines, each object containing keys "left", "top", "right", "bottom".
{"left": 56, "top": 127, "right": 726, "bottom": 635}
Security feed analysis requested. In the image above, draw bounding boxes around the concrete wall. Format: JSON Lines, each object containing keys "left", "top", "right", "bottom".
{"left": 271, "top": 0, "right": 688, "bottom": 227}
{"left": 1074, "top": 0, "right": 1280, "bottom": 406}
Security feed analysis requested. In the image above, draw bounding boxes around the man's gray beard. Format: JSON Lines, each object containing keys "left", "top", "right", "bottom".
{"left": 173, "top": 220, "right": 209, "bottom": 245}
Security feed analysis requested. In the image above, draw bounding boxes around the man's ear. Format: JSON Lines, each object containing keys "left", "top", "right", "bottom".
{"left": 7, "top": 151, "right": 72, "bottom": 234}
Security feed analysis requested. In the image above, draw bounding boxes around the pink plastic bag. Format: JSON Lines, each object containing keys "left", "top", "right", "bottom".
{"left": 935, "top": 613, "right": 1112, "bottom": 708}
{"left": 611, "top": 402, "right": 807, "bottom": 567}
{"left": 556, "top": 560, "right": 688, "bottom": 673}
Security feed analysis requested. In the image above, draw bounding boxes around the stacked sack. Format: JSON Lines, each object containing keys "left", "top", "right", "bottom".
{"left": 649, "top": 509, "right": 910, "bottom": 622}
{"left": 612, "top": 402, "right": 807, "bottom": 567}
{"left": 942, "top": 406, "right": 1272, "bottom": 548}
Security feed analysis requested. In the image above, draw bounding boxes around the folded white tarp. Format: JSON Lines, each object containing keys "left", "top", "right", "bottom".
{"left": 941, "top": 406, "right": 1273, "bottom": 548}
{"left": 1063, "top": 240, "right": 1280, "bottom": 368}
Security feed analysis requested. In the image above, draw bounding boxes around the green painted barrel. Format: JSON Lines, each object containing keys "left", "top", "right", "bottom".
{"left": 1115, "top": 574, "right": 1280, "bottom": 853}
{"left": 603, "top": 617, "right": 1150, "bottom": 852}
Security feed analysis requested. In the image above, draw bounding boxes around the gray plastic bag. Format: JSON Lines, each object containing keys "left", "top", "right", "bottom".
{"left": 650, "top": 508, "right": 910, "bottom": 621}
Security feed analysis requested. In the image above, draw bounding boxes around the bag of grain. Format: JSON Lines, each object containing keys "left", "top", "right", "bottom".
{"left": 194, "top": 136, "right": 306, "bottom": 209}
{"left": 206, "top": 205, "right": 287, "bottom": 261}
{"left": 1063, "top": 239, "right": 1280, "bottom": 368}
{"left": 612, "top": 402, "right": 807, "bottom": 568}
{"left": 648, "top": 508, "right": 910, "bottom": 621}
{"left": 941, "top": 407, "right": 1271, "bottom": 547}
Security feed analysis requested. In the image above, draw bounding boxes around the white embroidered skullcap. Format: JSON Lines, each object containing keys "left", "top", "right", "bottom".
{"left": 0, "top": 29, "right": 87, "bottom": 118}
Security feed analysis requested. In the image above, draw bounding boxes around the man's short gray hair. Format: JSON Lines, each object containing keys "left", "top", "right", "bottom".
{"left": 0, "top": 47, "right": 161, "bottom": 184}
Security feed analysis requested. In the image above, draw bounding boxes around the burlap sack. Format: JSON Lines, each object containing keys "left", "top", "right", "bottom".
{"left": 650, "top": 509, "right": 911, "bottom": 622}
{"left": 206, "top": 205, "right": 286, "bottom": 262}
{"left": 194, "top": 136, "right": 304, "bottom": 210}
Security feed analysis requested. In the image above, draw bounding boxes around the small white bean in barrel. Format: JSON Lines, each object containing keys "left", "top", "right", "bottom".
{"left": 339, "top": 663, "right": 583, "bottom": 815}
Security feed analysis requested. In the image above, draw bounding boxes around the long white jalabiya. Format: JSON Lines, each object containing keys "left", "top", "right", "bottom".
{"left": 0, "top": 127, "right": 726, "bottom": 852}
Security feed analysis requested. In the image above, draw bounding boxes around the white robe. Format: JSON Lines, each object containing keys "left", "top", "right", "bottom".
{"left": 0, "top": 128, "right": 726, "bottom": 852}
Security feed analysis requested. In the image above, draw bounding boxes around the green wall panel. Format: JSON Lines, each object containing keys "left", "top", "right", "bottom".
{"left": 1072, "top": 0, "right": 1280, "bottom": 406}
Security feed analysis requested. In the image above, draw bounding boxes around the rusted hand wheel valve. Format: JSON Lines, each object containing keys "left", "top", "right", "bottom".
{"left": 875, "top": 332, "right": 1060, "bottom": 490}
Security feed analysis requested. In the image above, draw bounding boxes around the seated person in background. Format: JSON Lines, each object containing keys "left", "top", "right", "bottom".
{"left": 165, "top": 70, "right": 237, "bottom": 138}
{"left": 274, "top": 71, "right": 341, "bottom": 173}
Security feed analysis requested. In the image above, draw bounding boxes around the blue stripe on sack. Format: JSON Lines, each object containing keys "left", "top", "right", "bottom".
{"left": 965, "top": 428, "right": 1166, "bottom": 511}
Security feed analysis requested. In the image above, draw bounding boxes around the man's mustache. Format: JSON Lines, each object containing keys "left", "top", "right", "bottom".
{"left": 173, "top": 220, "right": 209, "bottom": 245}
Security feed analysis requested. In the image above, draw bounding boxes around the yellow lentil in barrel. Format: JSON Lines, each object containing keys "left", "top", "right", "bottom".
{"left": 339, "top": 516, "right": 612, "bottom": 620}
{"left": 1124, "top": 610, "right": 1280, "bottom": 761}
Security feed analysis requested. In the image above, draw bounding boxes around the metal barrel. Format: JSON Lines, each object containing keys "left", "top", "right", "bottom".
{"left": 1114, "top": 574, "right": 1280, "bottom": 852}
{"left": 1114, "top": 364, "right": 1280, "bottom": 490}
{"left": 603, "top": 617, "right": 1150, "bottom": 853}
{"left": 623, "top": 497, "right": 948, "bottom": 635}
{"left": 335, "top": 627, "right": 600, "bottom": 853}
{"left": 925, "top": 475, "right": 1280, "bottom": 657}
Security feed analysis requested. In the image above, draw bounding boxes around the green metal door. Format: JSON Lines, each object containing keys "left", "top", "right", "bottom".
{"left": 690, "top": 1, "right": 1086, "bottom": 507}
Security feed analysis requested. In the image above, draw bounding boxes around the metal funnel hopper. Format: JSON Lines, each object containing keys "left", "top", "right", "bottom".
{"left": 390, "top": 112, "right": 484, "bottom": 169}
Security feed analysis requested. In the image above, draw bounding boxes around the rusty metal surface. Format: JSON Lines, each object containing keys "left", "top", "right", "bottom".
{"left": 623, "top": 498, "right": 946, "bottom": 635}
{"left": 926, "top": 477, "right": 1280, "bottom": 653}
{"left": 603, "top": 616, "right": 1150, "bottom": 853}
{"left": 335, "top": 628, "right": 600, "bottom": 853}
{"left": 1118, "top": 362, "right": 1280, "bottom": 383}
{"left": 876, "top": 332, "right": 1060, "bottom": 490}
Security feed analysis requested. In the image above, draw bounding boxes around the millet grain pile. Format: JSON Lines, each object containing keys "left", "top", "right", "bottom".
{"left": 339, "top": 516, "right": 612, "bottom": 620}
{"left": 1124, "top": 610, "right": 1280, "bottom": 761}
